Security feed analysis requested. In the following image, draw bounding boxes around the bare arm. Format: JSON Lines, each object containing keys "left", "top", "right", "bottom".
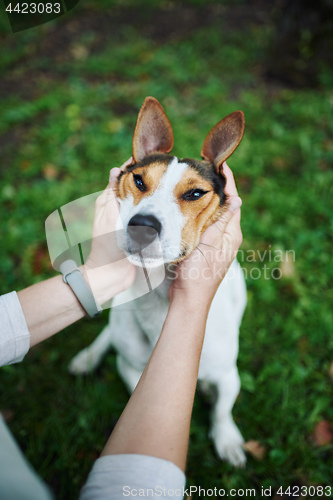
{"left": 17, "top": 275, "right": 90, "bottom": 348}
{"left": 101, "top": 295, "right": 210, "bottom": 471}
{"left": 101, "top": 162, "right": 243, "bottom": 471}
{"left": 17, "top": 165, "right": 136, "bottom": 348}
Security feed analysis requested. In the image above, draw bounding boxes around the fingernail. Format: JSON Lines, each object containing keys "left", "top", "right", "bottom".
{"left": 229, "top": 197, "right": 242, "bottom": 213}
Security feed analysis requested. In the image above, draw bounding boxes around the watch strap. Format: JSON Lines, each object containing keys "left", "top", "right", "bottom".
{"left": 60, "top": 260, "right": 102, "bottom": 318}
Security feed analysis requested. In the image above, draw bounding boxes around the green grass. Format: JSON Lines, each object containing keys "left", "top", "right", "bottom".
{"left": 1, "top": 1, "right": 333, "bottom": 498}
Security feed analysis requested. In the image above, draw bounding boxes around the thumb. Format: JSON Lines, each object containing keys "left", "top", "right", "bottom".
{"left": 94, "top": 167, "right": 121, "bottom": 220}
{"left": 104, "top": 168, "right": 121, "bottom": 216}
{"left": 103, "top": 167, "right": 121, "bottom": 207}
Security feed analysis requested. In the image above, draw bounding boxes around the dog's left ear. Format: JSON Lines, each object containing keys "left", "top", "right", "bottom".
{"left": 132, "top": 97, "right": 174, "bottom": 163}
{"left": 201, "top": 111, "right": 245, "bottom": 172}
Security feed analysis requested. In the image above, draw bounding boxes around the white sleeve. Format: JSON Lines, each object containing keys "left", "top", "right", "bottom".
{"left": 0, "top": 291, "right": 30, "bottom": 367}
{"left": 79, "top": 454, "right": 186, "bottom": 500}
{"left": 0, "top": 416, "right": 53, "bottom": 500}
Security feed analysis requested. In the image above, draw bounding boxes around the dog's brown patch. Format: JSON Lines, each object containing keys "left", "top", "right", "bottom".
{"left": 117, "top": 159, "right": 169, "bottom": 206}
{"left": 174, "top": 168, "right": 225, "bottom": 257}
{"left": 117, "top": 155, "right": 228, "bottom": 262}
{"left": 116, "top": 97, "right": 244, "bottom": 263}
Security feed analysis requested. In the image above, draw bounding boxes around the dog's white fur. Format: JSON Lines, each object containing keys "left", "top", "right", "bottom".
{"left": 117, "top": 157, "right": 188, "bottom": 267}
{"left": 69, "top": 156, "right": 247, "bottom": 467}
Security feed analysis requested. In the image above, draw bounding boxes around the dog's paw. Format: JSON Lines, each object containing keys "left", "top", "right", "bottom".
{"left": 210, "top": 417, "right": 246, "bottom": 468}
{"left": 68, "top": 348, "right": 99, "bottom": 375}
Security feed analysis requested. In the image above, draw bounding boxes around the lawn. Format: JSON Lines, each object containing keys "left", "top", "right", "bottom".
{"left": 0, "top": 0, "right": 333, "bottom": 498}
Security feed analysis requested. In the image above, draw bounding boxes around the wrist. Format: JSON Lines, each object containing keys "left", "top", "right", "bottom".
{"left": 80, "top": 264, "right": 113, "bottom": 306}
{"left": 169, "top": 287, "right": 212, "bottom": 316}
{"left": 165, "top": 291, "right": 210, "bottom": 348}
{"left": 80, "top": 261, "right": 135, "bottom": 306}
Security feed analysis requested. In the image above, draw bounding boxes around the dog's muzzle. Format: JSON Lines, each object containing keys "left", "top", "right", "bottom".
{"left": 127, "top": 214, "right": 162, "bottom": 253}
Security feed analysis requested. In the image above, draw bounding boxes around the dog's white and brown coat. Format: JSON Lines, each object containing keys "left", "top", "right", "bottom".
{"left": 116, "top": 97, "right": 244, "bottom": 266}
{"left": 70, "top": 97, "right": 248, "bottom": 467}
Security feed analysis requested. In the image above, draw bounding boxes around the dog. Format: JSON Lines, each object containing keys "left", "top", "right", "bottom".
{"left": 69, "top": 97, "right": 247, "bottom": 467}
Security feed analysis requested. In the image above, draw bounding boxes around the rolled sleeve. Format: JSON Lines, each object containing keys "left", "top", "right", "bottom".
{"left": 80, "top": 454, "right": 186, "bottom": 500}
{"left": 0, "top": 291, "right": 30, "bottom": 366}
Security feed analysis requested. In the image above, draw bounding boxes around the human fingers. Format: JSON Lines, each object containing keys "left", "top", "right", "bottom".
{"left": 93, "top": 168, "right": 121, "bottom": 235}
{"left": 105, "top": 167, "right": 121, "bottom": 202}
{"left": 220, "top": 194, "right": 243, "bottom": 247}
{"left": 223, "top": 212, "right": 243, "bottom": 251}
{"left": 222, "top": 162, "right": 238, "bottom": 198}
{"left": 109, "top": 167, "right": 121, "bottom": 185}
{"left": 120, "top": 156, "right": 133, "bottom": 171}
{"left": 220, "top": 197, "right": 243, "bottom": 262}
{"left": 105, "top": 169, "right": 121, "bottom": 222}
{"left": 202, "top": 196, "right": 242, "bottom": 246}
{"left": 94, "top": 167, "right": 119, "bottom": 209}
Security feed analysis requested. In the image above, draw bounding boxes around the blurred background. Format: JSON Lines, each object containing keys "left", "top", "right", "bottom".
{"left": 0, "top": 0, "right": 332, "bottom": 497}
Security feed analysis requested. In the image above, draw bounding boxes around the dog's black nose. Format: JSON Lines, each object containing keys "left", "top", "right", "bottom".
{"left": 127, "top": 214, "right": 162, "bottom": 249}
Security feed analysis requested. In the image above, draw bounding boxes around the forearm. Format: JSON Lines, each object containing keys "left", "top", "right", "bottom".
{"left": 101, "top": 293, "right": 211, "bottom": 471}
{"left": 17, "top": 274, "right": 87, "bottom": 348}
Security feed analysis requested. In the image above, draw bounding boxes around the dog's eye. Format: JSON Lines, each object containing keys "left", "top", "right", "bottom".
{"left": 133, "top": 174, "right": 146, "bottom": 192}
{"left": 182, "top": 189, "right": 208, "bottom": 201}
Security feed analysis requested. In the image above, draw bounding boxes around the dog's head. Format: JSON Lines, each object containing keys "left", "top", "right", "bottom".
{"left": 116, "top": 97, "right": 244, "bottom": 267}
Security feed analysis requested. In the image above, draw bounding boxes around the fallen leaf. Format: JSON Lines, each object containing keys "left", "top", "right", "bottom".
{"left": 243, "top": 440, "right": 266, "bottom": 460}
{"left": 318, "top": 159, "right": 329, "bottom": 171}
{"left": 70, "top": 44, "right": 89, "bottom": 60}
{"left": 280, "top": 253, "right": 296, "bottom": 278}
{"left": 312, "top": 420, "right": 333, "bottom": 446}
{"left": 20, "top": 160, "right": 31, "bottom": 171}
{"left": 237, "top": 175, "right": 252, "bottom": 193}
{"left": 107, "top": 119, "right": 124, "bottom": 133}
{"left": 1, "top": 409, "right": 14, "bottom": 422}
{"left": 67, "top": 20, "right": 79, "bottom": 33}
{"left": 322, "top": 139, "right": 333, "bottom": 152}
{"left": 298, "top": 337, "right": 309, "bottom": 357}
{"left": 272, "top": 156, "right": 288, "bottom": 170}
{"left": 33, "top": 244, "right": 50, "bottom": 274}
{"left": 43, "top": 163, "right": 58, "bottom": 180}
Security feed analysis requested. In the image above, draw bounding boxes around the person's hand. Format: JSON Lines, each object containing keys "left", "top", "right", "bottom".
{"left": 169, "top": 162, "right": 242, "bottom": 308}
{"left": 83, "top": 159, "right": 136, "bottom": 305}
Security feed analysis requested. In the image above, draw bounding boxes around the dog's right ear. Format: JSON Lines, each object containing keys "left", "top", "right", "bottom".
{"left": 132, "top": 97, "right": 174, "bottom": 163}
{"left": 201, "top": 111, "right": 245, "bottom": 172}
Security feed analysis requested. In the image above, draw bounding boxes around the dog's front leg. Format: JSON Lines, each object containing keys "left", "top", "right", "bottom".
{"left": 68, "top": 323, "right": 113, "bottom": 375}
{"left": 210, "top": 366, "right": 246, "bottom": 467}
